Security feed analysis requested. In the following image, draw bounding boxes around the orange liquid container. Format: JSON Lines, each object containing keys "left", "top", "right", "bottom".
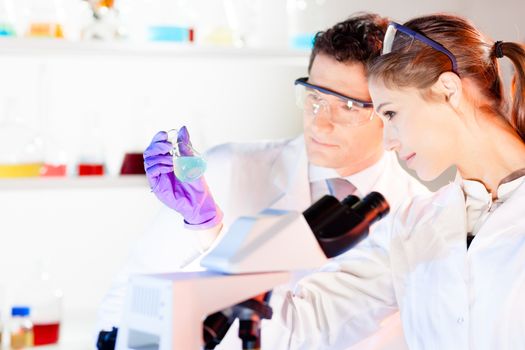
{"left": 10, "top": 329, "right": 33, "bottom": 349}
{"left": 33, "top": 322, "right": 60, "bottom": 346}
{"left": 27, "top": 23, "right": 64, "bottom": 38}
{"left": 98, "top": 0, "right": 115, "bottom": 7}
{"left": 0, "top": 163, "right": 43, "bottom": 178}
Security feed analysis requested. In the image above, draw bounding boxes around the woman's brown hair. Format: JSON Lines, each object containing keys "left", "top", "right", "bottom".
{"left": 368, "top": 14, "right": 525, "bottom": 141}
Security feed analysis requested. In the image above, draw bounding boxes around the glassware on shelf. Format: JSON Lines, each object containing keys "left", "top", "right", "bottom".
{"left": 150, "top": 0, "right": 195, "bottom": 43}
{"left": 287, "top": 0, "right": 328, "bottom": 50}
{"left": 120, "top": 152, "right": 145, "bottom": 175}
{"left": 121, "top": 0, "right": 195, "bottom": 43}
{"left": 11, "top": 93, "right": 69, "bottom": 177}
{"left": 0, "top": 0, "right": 16, "bottom": 37}
{"left": 74, "top": 143, "right": 106, "bottom": 177}
{"left": 30, "top": 267, "right": 62, "bottom": 346}
{"left": 148, "top": 25, "right": 193, "bottom": 43}
{"left": 25, "top": 0, "right": 65, "bottom": 39}
{"left": 0, "top": 99, "right": 44, "bottom": 178}
{"left": 9, "top": 306, "right": 34, "bottom": 349}
{"left": 9, "top": 261, "right": 63, "bottom": 347}
{"left": 40, "top": 164, "right": 67, "bottom": 177}
{"left": 98, "top": 0, "right": 115, "bottom": 7}
{"left": 40, "top": 137, "right": 67, "bottom": 177}
{"left": 76, "top": 114, "right": 106, "bottom": 176}
{"left": 82, "top": 0, "right": 124, "bottom": 41}
{"left": 192, "top": 0, "right": 234, "bottom": 46}
{"left": 167, "top": 129, "right": 206, "bottom": 182}
{"left": 77, "top": 163, "right": 103, "bottom": 175}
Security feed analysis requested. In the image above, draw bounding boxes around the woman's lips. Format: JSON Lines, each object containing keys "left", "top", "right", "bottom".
{"left": 403, "top": 152, "right": 416, "bottom": 165}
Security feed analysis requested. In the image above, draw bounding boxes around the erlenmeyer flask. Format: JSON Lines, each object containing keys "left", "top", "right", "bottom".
{"left": 0, "top": 98, "right": 44, "bottom": 178}
{"left": 166, "top": 129, "right": 207, "bottom": 182}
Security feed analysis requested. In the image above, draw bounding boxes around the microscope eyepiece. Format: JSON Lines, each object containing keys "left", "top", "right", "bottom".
{"left": 303, "top": 191, "right": 389, "bottom": 258}
{"left": 341, "top": 194, "right": 359, "bottom": 207}
{"left": 352, "top": 192, "right": 390, "bottom": 221}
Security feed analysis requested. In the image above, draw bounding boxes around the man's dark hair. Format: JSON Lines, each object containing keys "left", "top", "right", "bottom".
{"left": 308, "top": 13, "right": 389, "bottom": 72}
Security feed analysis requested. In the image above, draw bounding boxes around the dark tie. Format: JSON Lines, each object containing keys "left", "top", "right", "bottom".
{"left": 327, "top": 178, "right": 357, "bottom": 201}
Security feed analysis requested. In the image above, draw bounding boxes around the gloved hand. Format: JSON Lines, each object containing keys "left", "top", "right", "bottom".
{"left": 143, "top": 126, "right": 223, "bottom": 229}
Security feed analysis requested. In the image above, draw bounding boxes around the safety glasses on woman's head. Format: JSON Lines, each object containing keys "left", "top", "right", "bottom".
{"left": 382, "top": 22, "right": 459, "bottom": 75}
{"left": 294, "top": 77, "right": 375, "bottom": 127}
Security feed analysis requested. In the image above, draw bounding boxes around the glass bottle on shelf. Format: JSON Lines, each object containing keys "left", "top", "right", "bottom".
{"left": 30, "top": 267, "right": 63, "bottom": 346}
{"left": 25, "top": 0, "right": 65, "bottom": 38}
{"left": 122, "top": 0, "right": 195, "bottom": 43}
{"left": 0, "top": 98, "right": 44, "bottom": 178}
{"left": 77, "top": 114, "right": 106, "bottom": 176}
{"left": 0, "top": 0, "right": 16, "bottom": 37}
{"left": 9, "top": 306, "right": 33, "bottom": 349}
{"left": 192, "top": 0, "right": 233, "bottom": 46}
{"left": 40, "top": 135, "right": 68, "bottom": 177}
{"left": 287, "top": 0, "right": 328, "bottom": 50}
{"left": 82, "top": 0, "right": 124, "bottom": 41}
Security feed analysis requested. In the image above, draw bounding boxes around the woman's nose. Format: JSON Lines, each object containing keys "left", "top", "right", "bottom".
{"left": 383, "top": 126, "right": 400, "bottom": 152}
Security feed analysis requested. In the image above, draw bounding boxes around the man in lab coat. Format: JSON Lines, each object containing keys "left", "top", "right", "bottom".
{"left": 96, "top": 13, "right": 428, "bottom": 350}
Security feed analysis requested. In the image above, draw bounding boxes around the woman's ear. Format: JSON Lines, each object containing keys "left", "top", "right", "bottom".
{"left": 431, "top": 72, "right": 462, "bottom": 108}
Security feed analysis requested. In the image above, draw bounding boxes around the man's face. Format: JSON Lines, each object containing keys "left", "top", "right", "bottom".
{"left": 303, "top": 54, "right": 384, "bottom": 174}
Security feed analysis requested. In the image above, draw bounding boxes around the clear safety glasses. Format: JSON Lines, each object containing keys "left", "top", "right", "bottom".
{"left": 382, "top": 22, "right": 459, "bottom": 75}
{"left": 294, "top": 77, "right": 375, "bottom": 127}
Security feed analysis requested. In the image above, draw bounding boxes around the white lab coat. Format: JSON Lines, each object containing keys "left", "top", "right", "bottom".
{"left": 283, "top": 179, "right": 525, "bottom": 350}
{"left": 96, "top": 135, "right": 427, "bottom": 349}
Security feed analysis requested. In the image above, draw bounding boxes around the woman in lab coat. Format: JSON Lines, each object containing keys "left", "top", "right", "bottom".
{"left": 281, "top": 14, "right": 525, "bottom": 349}
{"left": 97, "top": 13, "right": 428, "bottom": 350}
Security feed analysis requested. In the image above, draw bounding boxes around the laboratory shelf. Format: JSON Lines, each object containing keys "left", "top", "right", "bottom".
{"left": 0, "top": 175, "right": 149, "bottom": 191}
{"left": 0, "top": 37, "right": 310, "bottom": 61}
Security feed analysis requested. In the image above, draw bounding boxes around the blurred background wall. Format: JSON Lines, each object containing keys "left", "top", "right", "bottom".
{"left": 0, "top": 0, "right": 523, "bottom": 347}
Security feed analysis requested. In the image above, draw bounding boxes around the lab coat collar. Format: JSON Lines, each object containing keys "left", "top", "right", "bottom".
{"left": 428, "top": 172, "right": 525, "bottom": 252}
{"left": 468, "top": 176, "right": 525, "bottom": 251}
{"left": 308, "top": 150, "right": 390, "bottom": 198}
{"left": 269, "top": 135, "right": 311, "bottom": 211}
{"left": 458, "top": 171, "right": 525, "bottom": 202}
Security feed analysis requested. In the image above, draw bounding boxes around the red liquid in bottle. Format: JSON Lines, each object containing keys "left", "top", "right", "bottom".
{"left": 33, "top": 322, "right": 60, "bottom": 345}
{"left": 78, "top": 163, "right": 104, "bottom": 176}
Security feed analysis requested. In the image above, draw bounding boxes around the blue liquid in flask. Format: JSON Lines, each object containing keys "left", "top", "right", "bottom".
{"left": 173, "top": 156, "right": 207, "bottom": 182}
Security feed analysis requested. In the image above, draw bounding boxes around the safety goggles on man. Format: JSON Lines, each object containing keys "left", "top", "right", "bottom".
{"left": 294, "top": 77, "right": 375, "bottom": 127}
{"left": 382, "top": 22, "right": 459, "bottom": 75}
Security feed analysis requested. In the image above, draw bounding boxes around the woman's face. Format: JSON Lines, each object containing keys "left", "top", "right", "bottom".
{"left": 369, "top": 79, "right": 457, "bottom": 181}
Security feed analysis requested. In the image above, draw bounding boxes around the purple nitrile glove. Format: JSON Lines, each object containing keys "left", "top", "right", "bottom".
{"left": 143, "top": 126, "right": 223, "bottom": 229}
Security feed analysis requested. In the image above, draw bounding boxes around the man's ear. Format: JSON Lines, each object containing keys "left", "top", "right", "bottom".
{"left": 431, "top": 72, "right": 462, "bottom": 108}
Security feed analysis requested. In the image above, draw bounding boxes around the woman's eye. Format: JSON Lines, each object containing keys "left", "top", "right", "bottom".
{"left": 383, "top": 111, "right": 396, "bottom": 120}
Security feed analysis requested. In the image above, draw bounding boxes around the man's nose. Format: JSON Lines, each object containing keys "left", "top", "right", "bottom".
{"left": 310, "top": 103, "right": 333, "bottom": 131}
